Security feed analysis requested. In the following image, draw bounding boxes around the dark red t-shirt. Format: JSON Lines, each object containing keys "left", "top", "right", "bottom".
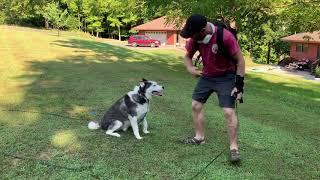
{"left": 185, "top": 27, "right": 240, "bottom": 77}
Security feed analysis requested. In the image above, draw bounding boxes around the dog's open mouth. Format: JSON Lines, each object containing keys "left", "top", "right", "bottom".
{"left": 152, "top": 91, "right": 163, "bottom": 96}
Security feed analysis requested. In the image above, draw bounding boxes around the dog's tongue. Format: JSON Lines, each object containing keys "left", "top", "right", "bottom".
{"left": 153, "top": 92, "right": 163, "bottom": 96}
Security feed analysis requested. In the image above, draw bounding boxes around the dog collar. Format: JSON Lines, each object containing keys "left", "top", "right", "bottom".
{"left": 138, "top": 87, "right": 149, "bottom": 100}
{"left": 133, "top": 93, "right": 149, "bottom": 104}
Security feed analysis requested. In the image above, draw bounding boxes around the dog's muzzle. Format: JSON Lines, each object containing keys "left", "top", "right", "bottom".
{"left": 152, "top": 87, "right": 164, "bottom": 96}
{"left": 152, "top": 91, "right": 164, "bottom": 96}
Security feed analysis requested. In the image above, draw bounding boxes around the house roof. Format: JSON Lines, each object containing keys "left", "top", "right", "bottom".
{"left": 281, "top": 31, "right": 320, "bottom": 43}
{"left": 132, "top": 16, "right": 183, "bottom": 31}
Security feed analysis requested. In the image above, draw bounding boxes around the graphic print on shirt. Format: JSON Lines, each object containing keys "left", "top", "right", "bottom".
{"left": 211, "top": 44, "right": 218, "bottom": 54}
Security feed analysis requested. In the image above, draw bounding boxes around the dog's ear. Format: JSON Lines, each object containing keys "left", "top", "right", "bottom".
{"left": 140, "top": 80, "right": 145, "bottom": 87}
{"left": 142, "top": 78, "right": 148, "bottom": 82}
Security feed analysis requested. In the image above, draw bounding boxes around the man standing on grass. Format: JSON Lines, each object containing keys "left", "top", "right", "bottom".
{"left": 180, "top": 14, "right": 245, "bottom": 163}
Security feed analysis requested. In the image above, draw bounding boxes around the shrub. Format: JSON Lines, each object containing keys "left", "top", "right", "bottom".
{"left": 284, "top": 59, "right": 311, "bottom": 71}
{"left": 296, "top": 59, "right": 310, "bottom": 71}
{"left": 278, "top": 57, "right": 294, "bottom": 67}
{"left": 315, "top": 66, "right": 320, "bottom": 78}
{"left": 311, "top": 59, "right": 320, "bottom": 75}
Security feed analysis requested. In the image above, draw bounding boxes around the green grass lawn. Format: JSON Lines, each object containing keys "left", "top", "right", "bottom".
{"left": 0, "top": 25, "right": 319, "bottom": 179}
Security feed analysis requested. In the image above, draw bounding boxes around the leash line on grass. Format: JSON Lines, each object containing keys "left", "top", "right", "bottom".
{"left": 189, "top": 148, "right": 227, "bottom": 180}
{"left": 2, "top": 153, "right": 99, "bottom": 179}
{"left": 310, "top": 137, "right": 320, "bottom": 141}
{"left": 189, "top": 101, "right": 240, "bottom": 179}
{"left": 2, "top": 107, "right": 227, "bottom": 179}
{"left": 3, "top": 153, "right": 89, "bottom": 171}
{"left": 0, "top": 109, "right": 101, "bottom": 178}
{"left": 1, "top": 109, "right": 85, "bottom": 121}
{"left": 3, "top": 106, "right": 318, "bottom": 178}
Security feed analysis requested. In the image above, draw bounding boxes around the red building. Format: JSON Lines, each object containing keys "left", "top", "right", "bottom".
{"left": 132, "top": 16, "right": 185, "bottom": 46}
{"left": 281, "top": 31, "right": 320, "bottom": 62}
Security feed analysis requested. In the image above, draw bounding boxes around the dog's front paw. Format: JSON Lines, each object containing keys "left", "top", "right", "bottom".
{"left": 143, "top": 130, "right": 150, "bottom": 134}
{"left": 106, "top": 131, "right": 121, "bottom": 137}
{"left": 135, "top": 136, "right": 143, "bottom": 140}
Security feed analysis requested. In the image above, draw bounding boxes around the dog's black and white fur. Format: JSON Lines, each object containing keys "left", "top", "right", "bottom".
{"left": 88, "top": 79, "right": 164, "bottom": 139}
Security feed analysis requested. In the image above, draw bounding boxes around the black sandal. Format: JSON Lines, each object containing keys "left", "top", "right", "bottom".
{"left": 229, "top": 149, "right": 241, "bottom": 163}
{"left": 182, "top": 137, "right": 205, "bottom": 145}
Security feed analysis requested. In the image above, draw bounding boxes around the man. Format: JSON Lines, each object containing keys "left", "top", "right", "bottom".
{"left": 180, "top": 14, "right": 245, "bottom": 162}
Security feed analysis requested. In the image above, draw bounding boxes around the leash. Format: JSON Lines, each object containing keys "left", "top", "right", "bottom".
{"left": 2, "top": 101, "right": 245, "bottom": 179}
{"left": 189, "top": 99, "right": 241, "bottom": 179}
{"left": 2, "top": 152, "right": 93, "bottom": 172}
{"left": 0, "top": 108, "right": 99, "bottom": 178}
{"left": 1, "top": 152, "right": 99, "bottom": 178}
{"left": 189, "top": 147, "right": 227, "bottom": 180}
{"left": 1, "top": 109, "right": 84, "bottom": 121}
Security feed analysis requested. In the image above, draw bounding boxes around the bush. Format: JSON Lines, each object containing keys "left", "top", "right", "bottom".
{"left": 311, "top": 59, "right": 320, "bottom": 75}
{"left": 278, "top": 57, "right": 294, "bottom": 67}
{"left": 0, "top": 11, "right": 5, "bottom": 24}
{"left": 296, "top": 59, "right": 311, "bottom": 71}
{"left": 315, "top": 66, "right": 320, "bottom": 78}
{"left": 65, "top": 16, "right": 80, "bottom": 30}
{"left": 281, "top": 58, "right": 312, "bottom": 71}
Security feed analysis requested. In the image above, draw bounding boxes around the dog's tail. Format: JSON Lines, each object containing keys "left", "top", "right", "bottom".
{"left": 88, "top": 121, "right": 100, "bottom": 130}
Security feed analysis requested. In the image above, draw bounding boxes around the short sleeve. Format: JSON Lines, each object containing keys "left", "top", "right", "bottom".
{"left": 185, "top": 39, "right": 199, "bottom": 56}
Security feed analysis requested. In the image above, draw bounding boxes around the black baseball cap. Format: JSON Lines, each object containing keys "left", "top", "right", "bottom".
{"left": 180, "top": 14, "right": 207, "bottom": 38}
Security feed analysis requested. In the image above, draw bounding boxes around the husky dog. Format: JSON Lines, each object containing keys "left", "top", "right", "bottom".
{"left": 88, "top": 79, "right": 164, "bottom": 139}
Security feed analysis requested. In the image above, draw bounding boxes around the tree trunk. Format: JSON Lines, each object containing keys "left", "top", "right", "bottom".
{"left": 78, "top": 13, "right": 81, "bottom": 31}
{"left": 250, "top": 34, "right": 254, "bottom": 55}
{"left": 96, "top": 31, "right": 99, "bottom": 38}
{"left": 107, "top": 27, "right": 110, "bottom": 39}
{"left": 118, "top": 26, "right": 121, "bottom": 41}
{"left": 267, "top": 41, "right": 271, "bottom": 64}
{"left": 45, "top": 18, "right": 49, "bottom": 29}
{"left": 84, "top": 18, "right": 87, "bottom": 33}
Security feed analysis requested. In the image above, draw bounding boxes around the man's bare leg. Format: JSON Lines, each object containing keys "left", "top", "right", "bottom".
{"left": 192, "top": 100, "right": 205, "bottom": 140}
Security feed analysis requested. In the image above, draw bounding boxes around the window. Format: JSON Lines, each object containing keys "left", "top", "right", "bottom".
{"left": 296, "top": 43, "right": 308, "bottom": 52}
{"left": 142, "top": 36, "right": 150, "bottom": 40}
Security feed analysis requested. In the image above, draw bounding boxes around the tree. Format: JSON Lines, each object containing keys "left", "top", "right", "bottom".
{"left": 61, "top": 0, "right": 84, "bottom": 30}
{"left": 41, "top": 2, "right": 69, "bottom": 36}
{"left": 82, "top": 0, "right": 106, "bottom": 36}
{"left": 107, "top": 16, "right": 123, "bottom": 40}
{"left": 5, "top": 0, "right": 318, "bottom": 61}
{"left": 280, "top": 1, "right": 320, "bottom": 33}
{"left": 87, "top": 16, "right": 103, "bottom": 36}
{"left": 0, "top": 0, "right": 153, "bottom": 40}
{"left": 106, "top": 0, "right": 144, "bottom": 40}
{"left": 145, "top": 0, "right": 320, "bottom": 64}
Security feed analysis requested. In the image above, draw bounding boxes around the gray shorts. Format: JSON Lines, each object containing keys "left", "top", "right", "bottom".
{"left": 192, "top": 73, "right": 236, "bottom": 108}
